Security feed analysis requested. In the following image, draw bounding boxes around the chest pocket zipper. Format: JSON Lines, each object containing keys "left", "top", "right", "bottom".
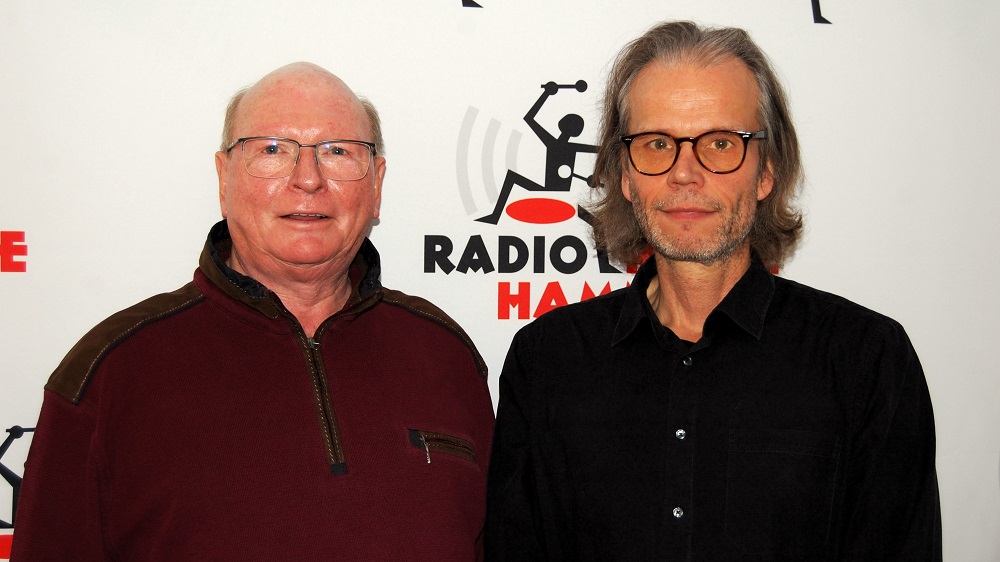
{"left": 407, "top": 428, "right": 477, "bottom": 464}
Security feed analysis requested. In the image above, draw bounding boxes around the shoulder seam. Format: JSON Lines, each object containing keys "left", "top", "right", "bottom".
{"left": 380, "top": 290, "right": 487, "bottom": 380}
{"left": 46, "top": 286, "right": 206, "bottom": 404}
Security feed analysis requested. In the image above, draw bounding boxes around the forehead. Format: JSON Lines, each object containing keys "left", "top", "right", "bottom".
{"left": 235, "top": 71, "right": 369, "bottom": 140}
{"left": 626, "top": 57, "right": 760, "bottom": 133}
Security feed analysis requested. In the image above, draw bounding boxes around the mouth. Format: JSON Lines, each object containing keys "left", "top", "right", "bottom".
{"left": 282, "top": 213, "right": 329, "bottom": 220}
{"left": 661, "top": 206, "right": 715, "bottom": 218}
{"left": 664, "top": 206, "right": 712, "bottom": 213}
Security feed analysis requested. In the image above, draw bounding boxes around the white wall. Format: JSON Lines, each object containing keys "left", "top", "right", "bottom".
{"left": 1, "top": 1, "right": 997, "bottom": 558}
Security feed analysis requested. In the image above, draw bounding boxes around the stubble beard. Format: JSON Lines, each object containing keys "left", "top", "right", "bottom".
{"left": 631, "top": 184, "right": 757, "bottom": 266}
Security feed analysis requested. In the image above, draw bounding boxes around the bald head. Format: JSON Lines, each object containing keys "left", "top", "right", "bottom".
{"left": 220, "top": 62, "right": 384, "bottom": 156}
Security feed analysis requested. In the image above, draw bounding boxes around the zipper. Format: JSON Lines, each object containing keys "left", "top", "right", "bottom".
{"left": 278, "top": 290, "right": 382, "bottom": 476}
{"left": 407, "top": 428, "right": 477, "bottom": 463}
{"left": 300, "top": 327, "right": 348, "bottom": 475}
{"left": 419, "top": 434, "right": 431, "bottom": 464}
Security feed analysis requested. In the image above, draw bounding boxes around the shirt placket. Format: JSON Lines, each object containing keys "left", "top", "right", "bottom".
{"left": 661, "top": 345, "right": 700, "bottom": 555}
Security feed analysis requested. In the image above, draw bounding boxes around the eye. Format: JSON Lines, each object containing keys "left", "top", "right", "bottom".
{"left": 642, "top": 135, "right": 673, "bottom": 151}
{"left": 318, "top": 142, "right": 351, "bottom": 158}
{"left": 250, "top": 139, "right": 294, "bottom": 157}
{"left": 700, "top": 132, "right": 743, "bottom": 153}
{"left": 710, "top": 138, "right": 734, "bottom": 151}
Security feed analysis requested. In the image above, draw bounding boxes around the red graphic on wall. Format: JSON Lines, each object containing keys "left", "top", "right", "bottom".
{"left": 0, "top": 232, "right": 27, "bottom": 273}
{"left": 505, "top": 198, "right": 577, "bottom": 224}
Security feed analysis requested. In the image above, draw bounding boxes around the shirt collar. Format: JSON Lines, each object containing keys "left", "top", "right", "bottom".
{"left": 713, "top": 256, "right": 775, "bottom": 339}
{"left": 200, "top": 219, "right": 384, "bottom": 315}
{"left": 611, "top": 257, "right": 657, "bottom": 346}
{"left": 611, "top": 254, "right": 775, "bottom": 346}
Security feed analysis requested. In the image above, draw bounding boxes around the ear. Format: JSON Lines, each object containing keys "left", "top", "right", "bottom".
{"left": 756, "top": 161, "right": 775, "bottom": 202}
{"left": 371, "top": 156, "right": 386, "bottom": 220}
{"left": 621, "top": 162, "right": 634, "bottom": 203}
{"left": 215, "top": 151, "right": 230, "bottom": 218}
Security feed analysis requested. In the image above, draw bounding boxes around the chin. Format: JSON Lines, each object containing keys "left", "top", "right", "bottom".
{"left": 272, "top": 245, "right": 335, "bottom": 265}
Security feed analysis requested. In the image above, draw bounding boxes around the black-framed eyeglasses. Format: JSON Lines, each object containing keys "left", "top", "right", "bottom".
{"left": 224, "top": 136, "right": 376, "bottom": 181}
{"left": 621, "top": 130, "right": 767, "bottom": 175}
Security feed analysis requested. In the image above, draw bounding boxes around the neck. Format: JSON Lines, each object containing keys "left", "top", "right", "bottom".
{"left": 646, "top": 247, "right": 751, "bottom": 342}
{"left": 229, "top": 249, "right": 354, "bottom": 338}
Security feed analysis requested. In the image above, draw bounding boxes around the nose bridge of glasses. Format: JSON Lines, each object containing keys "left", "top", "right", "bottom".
{"left": 673, "top": 136, "right": 702, "bottom": 168}
{"left": 676, "top": 137, "right": 699, "bottom": 154}
{"left": 288, "top": 141, "right": 324, "bottom": 179}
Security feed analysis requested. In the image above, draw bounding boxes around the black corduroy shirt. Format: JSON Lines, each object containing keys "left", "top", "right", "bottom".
{"left": 485, "top": 257, "right": 941, "bottom": 561}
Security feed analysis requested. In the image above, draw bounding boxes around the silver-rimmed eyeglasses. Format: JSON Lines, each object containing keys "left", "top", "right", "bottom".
{"left": 224, "top": 136, "right": 376, "bottom": 181}
{"left": 621, "top": 130, "right": 767, "bottom": 175}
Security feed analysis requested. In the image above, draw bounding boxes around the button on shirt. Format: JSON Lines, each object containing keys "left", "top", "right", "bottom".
{"left": 485, "top": 257, "right": 941, "bottom": 561}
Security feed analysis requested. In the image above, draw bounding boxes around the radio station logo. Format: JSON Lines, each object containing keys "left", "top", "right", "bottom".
{"left": 428, "top": 80, "right": 631, "bottom": 320}
{"left": 0, "top": 232, "right": 27, "bottom": 273}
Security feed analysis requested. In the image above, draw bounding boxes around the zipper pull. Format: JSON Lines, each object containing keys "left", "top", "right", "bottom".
{"left": 307, "top": 337, "right": 318, "bottom": 349}
{"left": 421, "top": 434, "right": 431, "bottom": 464}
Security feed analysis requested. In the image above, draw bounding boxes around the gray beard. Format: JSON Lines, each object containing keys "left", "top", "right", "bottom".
{"left": 631, "top": 185, "right": 756, "bottom": 266}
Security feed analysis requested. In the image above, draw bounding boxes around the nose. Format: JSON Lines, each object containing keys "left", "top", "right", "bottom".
{"left": 668, "top": 140, "right": 703, "bottom": 187}
{"left": 289, "top": 146, "right": 324, "bottom": 192}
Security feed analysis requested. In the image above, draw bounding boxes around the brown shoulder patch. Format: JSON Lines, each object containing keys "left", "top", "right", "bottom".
{"left": 45, "top": 282, "right": 205, "bottom": 404}
{"left": 380, "top": 289, "right": 487, "bottom": 380}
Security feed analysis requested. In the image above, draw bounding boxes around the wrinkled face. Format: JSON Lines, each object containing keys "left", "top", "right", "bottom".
{"left": 622, "top": 58, "right": 772, "bottom": 265}
{"left": 215, "top": 69, "right": 385, "bottom": 276}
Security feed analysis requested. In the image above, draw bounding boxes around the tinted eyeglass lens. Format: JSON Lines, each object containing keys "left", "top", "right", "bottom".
{"left": 628, "top": 133, "right": 675, "bottom": 175}
{"left": 695, "top": 132, "right": 747, "bottom": 173}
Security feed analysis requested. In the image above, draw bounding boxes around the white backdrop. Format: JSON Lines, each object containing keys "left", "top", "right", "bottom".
{"left": 2, "top": 1, "right": 998, "bottom": 559}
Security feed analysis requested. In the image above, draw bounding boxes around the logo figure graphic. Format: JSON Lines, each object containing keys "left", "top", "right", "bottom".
{"left": 476, "top": 80, "right": 597, "bottom": 224}
{"left": 1, "top": 426, "right": 34, "bottom": 529}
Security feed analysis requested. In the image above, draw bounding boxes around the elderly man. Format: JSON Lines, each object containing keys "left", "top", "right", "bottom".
{"left": 485, "top": 21, "right": 940, "bottom": 561}
{"left": 12, "top": 63, "right": 494, "bottom": 560}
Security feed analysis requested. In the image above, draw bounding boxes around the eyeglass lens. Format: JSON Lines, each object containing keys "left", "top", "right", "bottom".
{"left": 242, "top": 138, "right": 371, "bottom": 180}
{"left": 628, "top": 132, "right": 750, "bottom": 174}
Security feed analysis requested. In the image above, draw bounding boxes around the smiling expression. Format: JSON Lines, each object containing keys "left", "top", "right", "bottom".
{"left": 215, "top": 64, "right": 385, "bottom": 281}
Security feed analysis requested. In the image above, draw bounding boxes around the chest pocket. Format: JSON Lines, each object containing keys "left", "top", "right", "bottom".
{"left": 408, "top": 428, "right": 477, "bottom": 464}
{"left": 724, "top": 428, "right": 841, "bottom": 559}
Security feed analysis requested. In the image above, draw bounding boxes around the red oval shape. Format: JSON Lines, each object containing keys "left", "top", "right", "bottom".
{"left": 505, "top": 198, "right": 576, "bottom": 224}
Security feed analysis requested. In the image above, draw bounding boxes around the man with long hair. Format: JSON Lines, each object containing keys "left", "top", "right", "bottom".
{"left": 486, "top": 21, "right": 940, "bottom": 561}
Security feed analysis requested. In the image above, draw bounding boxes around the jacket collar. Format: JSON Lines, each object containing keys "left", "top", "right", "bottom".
{"left": 198, "top": 220, "right": 384, "bottom": 319}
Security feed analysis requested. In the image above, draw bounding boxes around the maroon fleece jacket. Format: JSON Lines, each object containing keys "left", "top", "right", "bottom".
{"left": 12, "top": 221, "right": 494, "bottom": 561}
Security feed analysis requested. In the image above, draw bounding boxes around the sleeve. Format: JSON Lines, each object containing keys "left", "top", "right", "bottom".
{"left": 836, "top": 321, "right": 941, "bottom": 561}
{"left": 473, "top": 364, "right": 496, "bottom": 562}
{"left": 484, "top": 330, "right": 547, "bottom": 562}
{"left": 10, "top": 389, "right": 106, "bottom": 561}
